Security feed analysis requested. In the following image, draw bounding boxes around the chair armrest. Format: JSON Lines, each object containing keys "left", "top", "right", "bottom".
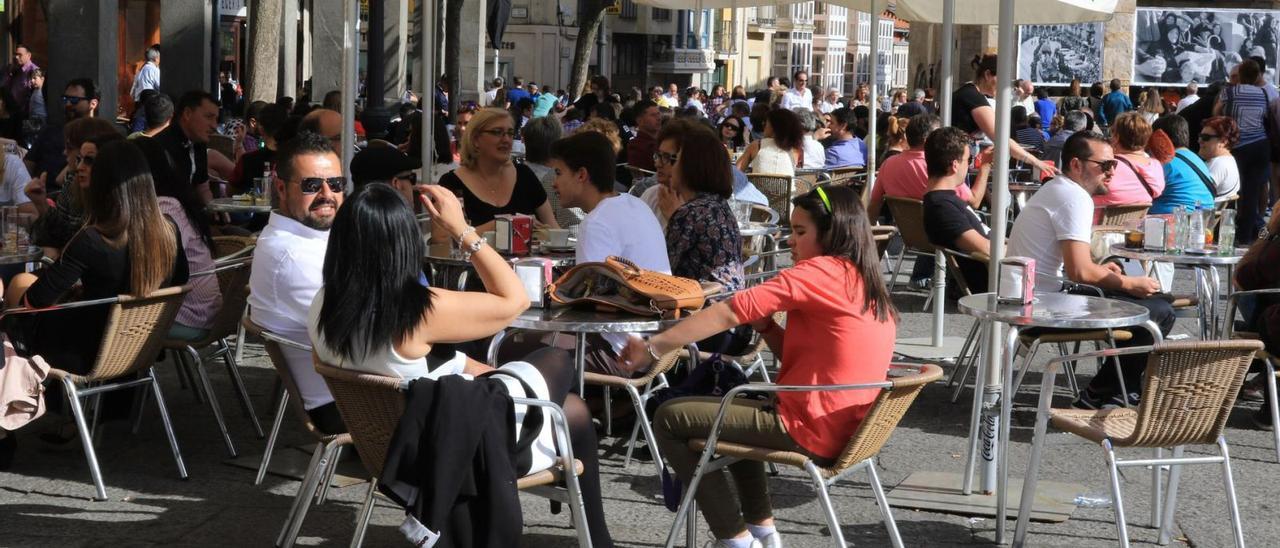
{"left": 258, "top": 330, "right": 314, "bottom": 352}
{"left": 940, "top": 247, "right": 991, "bottom": 264}
{"left": 192, "top": 258, "right": 250, "bottom": 278}
{"left": 1223, "top": 288, "right": 1280, "bottom": 338}
{"left": 1, "top": 295, "right": 121, "bottom": 320}
{"left": 214, "top": 246, "right": 256, "bottom": 264}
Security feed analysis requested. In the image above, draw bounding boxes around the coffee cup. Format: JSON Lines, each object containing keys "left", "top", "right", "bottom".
{"left": 545, "top": 228, "right": 573, "bottom": 247}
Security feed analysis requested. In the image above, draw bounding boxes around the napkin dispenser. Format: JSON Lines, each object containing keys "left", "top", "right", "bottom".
{"left": 494, "top": 214, "right": 533, "bottom": 255}
{"left": 514, "top": 258, "right": 555, "bottom": 308}
{"left": 998, "top": 257, "right": 1036, "bottom": 304}
{"left": 1142, "top": 216, "right": 1168, "bottom": 251}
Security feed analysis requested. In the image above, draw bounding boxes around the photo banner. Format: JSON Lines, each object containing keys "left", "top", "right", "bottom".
{"left": 1017, "top": 23, "right": 1105, "bottom": 86}
{"left": 1132, "top": 8, "right": 1280, "bottom": 86}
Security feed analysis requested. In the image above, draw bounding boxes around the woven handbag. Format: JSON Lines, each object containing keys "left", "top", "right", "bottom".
{"left": 547, "top": 256, "right": 717, "bottom": 318}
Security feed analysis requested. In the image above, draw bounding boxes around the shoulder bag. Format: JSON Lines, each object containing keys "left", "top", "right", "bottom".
{"left": 548, "top": 256, "right": 719, "bottom": 319}
{"left": 1173, "top": 149, "right": 1218, "bottom": 197}
{"left": 1114, "top": 155, "right": 1158, "bottom": 200}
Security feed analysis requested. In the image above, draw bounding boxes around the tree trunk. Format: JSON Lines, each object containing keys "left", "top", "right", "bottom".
{"left": 445, "top": 0, "right": 461, "bottom": 123}
{"left": 569, "top": 0, "right": 607, "bottom": 103}
{"left": 246, "top": 0, "right": 282, "bottom": 103}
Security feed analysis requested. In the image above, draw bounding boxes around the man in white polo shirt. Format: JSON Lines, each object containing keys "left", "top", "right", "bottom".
{"left": 248, "top": 131, "right": 347, "bottom": 434}
{"left": 1004, "top": 131, "right": 1173, "bottom": 410}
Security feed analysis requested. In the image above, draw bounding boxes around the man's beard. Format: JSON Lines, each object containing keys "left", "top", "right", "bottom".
{"left": 1092, "top": 180, "right": 1111, "bottom": 196}
{"left": 301, "top": 197, "right": 338, "bottom": 230}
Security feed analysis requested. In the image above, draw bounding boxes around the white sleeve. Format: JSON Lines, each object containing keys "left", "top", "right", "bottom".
{"left": 576, "top": 217, "right": 620, "bottom": 264}
{"left": 1052, "top": 197, "right": 1093, "bottom": 244}
{"left": 7, "top": 154, "right": 29, "bottom": 205}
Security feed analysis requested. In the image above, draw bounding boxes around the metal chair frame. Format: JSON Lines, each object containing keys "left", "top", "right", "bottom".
{"left": 1223, "top": 287, "right": 1280, "bottom": 463}
{"left": 663, "top": 363, "right": 942, "bottom": 548}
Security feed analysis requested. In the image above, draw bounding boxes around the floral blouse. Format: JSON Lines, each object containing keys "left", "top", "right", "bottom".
{"left": 666, "top": 192, "right": 744, "bottom": 292}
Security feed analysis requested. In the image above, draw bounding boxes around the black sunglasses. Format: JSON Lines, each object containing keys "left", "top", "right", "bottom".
{"left": 395, "top": 172, "right": 418, "bottom": 185}
{"left": 295, "top": 176, "right": 346, "bottom": 194}
{"left": 61, "top": 95, "right": 87, "bottom": 106}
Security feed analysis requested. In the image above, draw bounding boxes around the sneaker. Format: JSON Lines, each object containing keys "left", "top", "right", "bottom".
{"left": 758, "top": 531, "right": 783, "bottom": 548}
{"left": 910, "top": 278, "right": 932, "bottom": 291}
{"left": 707, "top": 538, "right": 762, "bottom": 548}
{"left": 1071, "top": 390, "right": 1106, "bottom": 410}
{"left": 1103, "top": 392, "right": 1141, "bottom": 409}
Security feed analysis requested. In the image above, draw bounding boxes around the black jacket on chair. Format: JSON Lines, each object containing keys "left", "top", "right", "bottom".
{"left": 379, "top": 374, "right": 526, "bottom": 548}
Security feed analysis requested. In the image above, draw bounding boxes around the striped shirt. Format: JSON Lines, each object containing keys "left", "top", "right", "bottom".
{"left": 1222, "top": 84, "right": 1271, "bottom": 147}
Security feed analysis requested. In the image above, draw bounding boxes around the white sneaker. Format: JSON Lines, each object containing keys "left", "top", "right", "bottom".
{"left": 758, "top": 531, "right": 783, "bottom": 548}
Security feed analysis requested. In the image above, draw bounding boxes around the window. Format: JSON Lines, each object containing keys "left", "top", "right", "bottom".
{"left": 653, "top": 7, "right": 671, "bottom": 21}
{"left": 620, "top": 0, "right": 637, "bottom": 19}
{"left": 857, "top": 12, "right": 870, "bottom": 45}
{"left": 814, "top": 20, "right": 826, "bottom": 35}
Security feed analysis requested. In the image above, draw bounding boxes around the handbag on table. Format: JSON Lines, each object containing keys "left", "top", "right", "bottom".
{"left": 547, "top": 256, "right": 720, "bottom": 319}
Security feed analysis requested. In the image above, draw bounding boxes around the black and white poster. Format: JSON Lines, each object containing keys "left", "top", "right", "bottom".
{"left": 1017, "top": 23, "right": 1104, "bottom": 86}
{"left": 1133, "top": 8, "right": 1280, "bottom": 86}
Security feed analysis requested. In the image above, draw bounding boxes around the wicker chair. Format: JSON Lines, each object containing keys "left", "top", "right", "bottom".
{"left": 747, "top": 173, "right": 796, "bottom": 222}
{"left": 1097, "top": 203, "right": 1151, "bottom": 227}
{"left": 1012, "top": 341, "right": 1263, "bottom": 548}
{"left": 827, "top": 166, "right": 865, "bottom": 187}
{"left": 871, "top": 225, "right": 897, "bottom": 260}
{"left": 664, "top": 363, "right": 943, "bottom": 548}
{"left": 883, "top": 197, "right": 935, "bottom": 294}
{"left": 160, "top": 258, "right": 264, "bottom": 458}
{"left": 241, "top": 320, "right": 353, "bottom": 548}
{"left": 313, "top": 361, "right": 593, "bottom": 548}
{"left": 1224, "top": 288, "right": 1280, "bottom": 463}
{"left": 29, "top": 286, "right": 191, "bottom": 501}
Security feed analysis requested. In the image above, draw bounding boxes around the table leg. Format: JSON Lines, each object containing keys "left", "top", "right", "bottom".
{"left": 1194, "top": 267, "right": 1212, "bottom": 340}
{"left": 1208, "top": 266, "right": 1221, "bottom": 338}
{"left": 963, "top": 320, "right": 990, "bottom": 495}
{"left": 575, "top": 333, "right": 587, "bottom": 395}
{"left": 996, "top": 324, "right": 1021, "bottom": 545}
{"left": 931, "top": 250, "right": 947, "bottom": 347}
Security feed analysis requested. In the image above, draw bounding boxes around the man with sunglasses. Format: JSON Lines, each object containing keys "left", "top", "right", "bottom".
{"left": 781, "top": 70, "right": 813, "bottom": 111}
{"left": 25, "top": 78, "right": 101, "bottom": 183}
{"left": 1004, "top": 132, "right": 1174, "bottom": 409}
{"left": 248, "top": 131, "right": 348, "bottom": 435}
{"left": 350, "top": 145, "right": 422, "bottom": 212}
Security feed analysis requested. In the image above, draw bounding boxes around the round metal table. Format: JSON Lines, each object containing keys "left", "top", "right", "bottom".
{"left": 423, "top": 243, "right": 576, "bottom": 290}
{"left": 0, "top": 245, "right": 42, "bottom": 265}
{"left": 738, "top": 222, "right": 780, "bottom": 238}
{"left": 956, "top": 292, "right": 1162, "bottom": 538}
{"left": 207, "top": 197, "right": 272, "bottom": 214}
{"left": 1107, "top": 243, "right": 1245, "bottom": 339}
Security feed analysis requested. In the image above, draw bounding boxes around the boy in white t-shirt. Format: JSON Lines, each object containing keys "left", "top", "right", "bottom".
{"left": 546, "top": 131, "right": 670, "bottom": 377}
{"left": 549, "top": 131, "right": 670, "bottom": 272}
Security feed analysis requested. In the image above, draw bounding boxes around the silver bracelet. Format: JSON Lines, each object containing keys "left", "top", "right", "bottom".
{"left": 457, "top": 227, "right": 484, "bottom": 260}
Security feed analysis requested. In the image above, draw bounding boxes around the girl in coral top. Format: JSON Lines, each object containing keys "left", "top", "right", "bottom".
{"left": 620, "top": 184, "right": 898, "bottom": 548}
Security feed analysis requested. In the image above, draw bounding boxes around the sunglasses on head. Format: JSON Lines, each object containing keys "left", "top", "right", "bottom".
{"left": 295, "top": 176, "right": 346, "bottom": 194}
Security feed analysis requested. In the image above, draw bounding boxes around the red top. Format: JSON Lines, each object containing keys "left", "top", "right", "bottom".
{"left": 627, "top": 130, "right": 657, "bottom": 172}
{"left": 730, "top": 256, "right": 896, "bottom": 459}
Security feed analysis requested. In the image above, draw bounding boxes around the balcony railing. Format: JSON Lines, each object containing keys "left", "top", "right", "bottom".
{"left": 651, "top": 47, "right": 716, "bottom": 73}
{"left": 749, "top": 6, "right": 777, "bottom": 28}
{"left": 716, "top": 20, "right": 737, "bottom": 55}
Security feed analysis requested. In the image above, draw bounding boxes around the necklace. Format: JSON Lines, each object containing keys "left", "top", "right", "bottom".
{"left": 473, "top": 164, "right": 510, "bottom": 203}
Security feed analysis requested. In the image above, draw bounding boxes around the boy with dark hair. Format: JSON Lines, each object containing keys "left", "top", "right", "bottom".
{"left": 922, "top": 127, "right": 992, "bottom": 293}
{"left": 548, "top": 131, "right": 668, "bottom": 272}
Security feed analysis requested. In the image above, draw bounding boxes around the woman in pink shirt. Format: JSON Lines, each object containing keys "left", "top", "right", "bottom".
{"left": 620, "top": 185, "right": 898, "bottom": 548}
{"left": 1096, "top": 112, "right": 1164, "bottom": 213}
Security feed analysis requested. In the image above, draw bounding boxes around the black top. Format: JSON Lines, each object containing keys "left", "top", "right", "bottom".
{"left": 438, "top": 163, "right": 548, "bottom": 227}
{"left": 232, "top": 146, "right": 276, "bottom": 196}
{"left": 139, "top": 123, "right": 210, "bottom": 195}
{"left": 23, "top": 221, "right": 189, "bottom": 375}
{"left": 951, "top": 83, "right": 991, "bottom": 135}
{"left": 923, "top": 190, "right": 988, "bottom": 294}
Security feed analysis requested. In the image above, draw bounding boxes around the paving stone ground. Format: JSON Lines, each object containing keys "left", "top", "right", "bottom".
{"left": 1, "top": 258, "right": 1274, "bottom": 547}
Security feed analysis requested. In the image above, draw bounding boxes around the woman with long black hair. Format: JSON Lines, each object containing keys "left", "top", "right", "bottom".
{"left": 306, "top": 183, "right": 612, "bottom": 547}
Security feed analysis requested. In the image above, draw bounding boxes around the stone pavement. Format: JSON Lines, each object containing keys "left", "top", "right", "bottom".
{"left": 1, "top": 265, "right": 1276, "bottom": 547}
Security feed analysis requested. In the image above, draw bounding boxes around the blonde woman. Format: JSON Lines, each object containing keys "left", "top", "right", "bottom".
{"left": 436, "top": 108, "right": 558, "bottom": 239}
{"left": 1138, "top": 88, "right": 1164, "bottom": 123}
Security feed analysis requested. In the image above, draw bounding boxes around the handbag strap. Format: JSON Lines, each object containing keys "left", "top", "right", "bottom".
{"left": 1114, "top": 155, "right": 1157, "bottom": 200}
{"left": 1173, "top": 149, "right": 1217, "bottom": 196}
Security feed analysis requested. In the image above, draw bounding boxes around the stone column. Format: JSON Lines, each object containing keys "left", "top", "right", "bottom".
{"left": 457, "top": 0, "right": 487, "bottom": 105}
{"left": 160, "top": 0, "right": 214, "bottom": 99}
{"left": 1103, "top": 0, "right": 1138, "bottom": 90}
{"left": 311, "top": 0, "right": 346, "bottom": 102}
{"left": 301, "top": 0, "right": 313, "bottom": 91}
{"left": 383, "top": 0, "right": 409, "bottom": 104}
{"left": 281, "top": 0, "right": 300, "bottom": 98}
{"left": 46, "top": 0, "right": 119, "bottom": 124}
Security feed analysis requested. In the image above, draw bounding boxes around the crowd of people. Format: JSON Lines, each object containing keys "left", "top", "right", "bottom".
{"left": 0, "top": 39, "right": 1276, "bottom": 548}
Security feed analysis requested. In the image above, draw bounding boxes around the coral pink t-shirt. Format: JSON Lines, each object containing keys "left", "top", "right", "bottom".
{"left": 1094, "top": 153, "right": 1164, "bottom": 211}
{"left": 729, "top": 256, "right": 896, "bottom": 459}
{"left": 872, "top": 149, "right": 973, "bottom": 205}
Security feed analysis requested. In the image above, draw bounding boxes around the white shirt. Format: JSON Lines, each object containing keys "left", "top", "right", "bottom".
{"left": 781, "top": 87, "right": 813, "bottom": 111}
{"left": 818, "top": 100, "right": 839, "bottom": 114}
{"left": 639, "top": 185, "right": 667, "bottom": 231}
{"left": 1017, "top": 94, "right": 1036, "bottom": 114}
{"left": 801, "top": 135, "right": 825, "bottom": 170}
{"left": 130, "top": 61, "right": 160, "bottom": 101}
{"left": 1207, "top": 155, "right": 1241, "bottom": 201}
{"left": 577, "top": 193, "right": 670, "bottom": 273}
{"left": 248, "top": 212, "right": 333, "bottom": 410}
{"left": 1176, "top": 94, "right": 1199, "bottom": 113}
{"left": 0, "top": 153, "right": 31, "bottom": 205}
{"left": 1004, "top": 176, "right": 1094, "bottom": 289}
